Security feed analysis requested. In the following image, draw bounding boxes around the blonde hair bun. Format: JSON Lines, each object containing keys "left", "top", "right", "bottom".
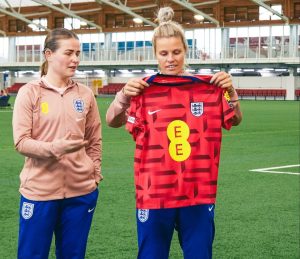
{"left": 157, "top": 7, "right": 174, "bottom": 24}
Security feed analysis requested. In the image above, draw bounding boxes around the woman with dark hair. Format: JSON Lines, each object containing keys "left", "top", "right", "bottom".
{"left": 106, "top": 7, "right": 242, "bottom": 259}
{"left": 13, "top": 28, "right": 102, "bottom": 259}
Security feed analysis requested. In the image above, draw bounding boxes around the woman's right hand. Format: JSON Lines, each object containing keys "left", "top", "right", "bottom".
{"left": 122, "top": 78, "right": 149, "bottom": 97}
{"left": 52, "top": 132, "right": 88, "bottom": 157}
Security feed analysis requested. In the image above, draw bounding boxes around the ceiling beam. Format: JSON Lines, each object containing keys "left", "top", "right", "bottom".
{"left": 31, "top": 0, "right": 102, "bottom": 31}
{"left": 96, "top": 0, "right": 157, "bottom": 27}
{"left": 131, "top": 4, "right": 157, "bottom": 11}
{"left": 250, "top": 0, "right": 289, "bottom": 23}
{"left": 23, "top": 11, "right": 51, "bottom": 17}
{"left": 0, "top": 6, "right": 50, "bottom": 32}
{"left": 74, "top": 8, "right": 102, "bottom": 14}
{"left": 171, "top": 0, "right": 219, "bottom": 26}
{"left": 193, "top": 1, "right": 220, "bottom": 7}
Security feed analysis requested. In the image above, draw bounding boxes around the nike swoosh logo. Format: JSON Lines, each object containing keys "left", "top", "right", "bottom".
{"left": 148, "top": 109, "right": 161, "bottom": 115}
{"left": 208, "top": 205, "right": 214, "bottom": 211}
{"left": 88, "top": 207, "right": 95, "bottom": 213}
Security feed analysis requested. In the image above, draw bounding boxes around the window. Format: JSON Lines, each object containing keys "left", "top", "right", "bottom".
{"left": 64, "top": 18, "right": 81, "bottom": 30}
{"left": 28, "top": 18, "right": 47, "bottom": 32}
{"left": 259, "top": 5, "right": 282, "bottom": 21}
{"left": 0, "top": 37, "right": 9, "bottom": 60}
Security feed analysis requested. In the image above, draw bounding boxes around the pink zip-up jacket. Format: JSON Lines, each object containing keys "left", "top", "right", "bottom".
{"left": 106, "top": 90, "right": 130, "bottom": 127}
{"left": 13, "top": 78, "right": 102, "bottom": 201}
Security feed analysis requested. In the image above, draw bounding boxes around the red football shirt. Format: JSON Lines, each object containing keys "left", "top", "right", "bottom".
{"left": 126, "top": 74, "right": 235, "bottom": 209}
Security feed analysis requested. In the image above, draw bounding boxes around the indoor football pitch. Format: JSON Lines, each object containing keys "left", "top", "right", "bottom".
{"left": 0, "top": 97, "right": 299, "bottom": 259}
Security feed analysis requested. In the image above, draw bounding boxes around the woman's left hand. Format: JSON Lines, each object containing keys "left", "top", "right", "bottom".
{"left": 210, "top": 71, "right": 242, "bottom": 125}
{"left": 210, "top": 71, "right": 232, "bottom": 89}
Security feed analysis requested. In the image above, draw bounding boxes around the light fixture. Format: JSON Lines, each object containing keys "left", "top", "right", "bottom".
{"left": 199, "top": 69, "right": 212, "bottom": 74}
{"left": 144, "top": 69, "right": 155, "bottom": 74}
{"left": 186, "top": 69, "right": 195, "bottom": 73}
{"left": 94, "top": 70, "right": 105, "bottom": 74}
{"left": 118, "top": 69, "right": 130, "bottom": 73}
{"left": 194, "top": 14, "right": 204, "bottom": 21}
{"left": 133, "top": 18, "right": 143, "bottom": 24}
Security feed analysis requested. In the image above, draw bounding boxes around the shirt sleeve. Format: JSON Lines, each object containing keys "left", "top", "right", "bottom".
{"left": 125, "top": 96, "right": 144, "bottom": 141}
{"left": 221, "top": 93, "right": 235, "bottom": 130}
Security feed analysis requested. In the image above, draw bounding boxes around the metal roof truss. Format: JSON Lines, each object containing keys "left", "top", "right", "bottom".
{"left": 171, "top": 0, "right": 220, "bottom": 26}
{"left": 95, "top": 0, "right": 157, "bottom": 27}
{"left": 31, "top": 0, "right": 102, "bottom": 31}
{"left": 250, "top": 0, "right": 289, "bottom": 23}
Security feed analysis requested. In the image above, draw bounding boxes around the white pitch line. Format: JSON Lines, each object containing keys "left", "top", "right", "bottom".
{"left": 251, "top": 164, "right": 300, "bottom": 171}
{"left": 249, "top": 164, "right": 300, "bottom": 176}
{"left": 250, "top": 170, "right": 300, "bottom": 175}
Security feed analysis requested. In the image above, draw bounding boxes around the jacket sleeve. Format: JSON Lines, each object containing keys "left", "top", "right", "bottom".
{"left": 12, "top": 84, "right": 62, "bottom": 159}
{"left": 106, "top": 90, "right": 131, "bottom": 128}
{"left": 85, "top": 91, "right": 102, "bottom": 183}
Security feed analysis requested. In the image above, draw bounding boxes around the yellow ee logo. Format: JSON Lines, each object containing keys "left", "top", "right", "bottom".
{"left": 167, "top": 120, "right": 191, "bottom": 162}
{"left": 41, "top": 102, "right": 49, "bottom": 114}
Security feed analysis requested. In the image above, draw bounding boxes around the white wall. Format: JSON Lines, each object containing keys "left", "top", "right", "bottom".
{"left": 14, "top": 76, "right": 35, "bottom": 84}
{"left": 108, "top": 77, "right": 130, "bottom": 84}
{"left": 108, "top": 74, "right": 151, "bottom": 84}
{"left": 233, "top": 76, "right": 287, "bottom": 89}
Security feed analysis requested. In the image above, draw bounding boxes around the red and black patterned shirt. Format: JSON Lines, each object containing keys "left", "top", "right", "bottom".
{"left": 126, "top": 74, "right": 234, "bottom": 209}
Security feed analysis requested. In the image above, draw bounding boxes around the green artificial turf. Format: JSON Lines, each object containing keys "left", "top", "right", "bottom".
{"left": 0, "top": 98, "right": 299, "bottom": 258}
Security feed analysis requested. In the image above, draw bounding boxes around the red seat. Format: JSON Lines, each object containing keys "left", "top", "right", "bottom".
{"left": 98, "top": 83, "right": 125, "bottom": 95}
{"left": 235, "top": 88, "right": 287, "bottom": 100}
{"left": 295, "top": 89, "right": 300, "bottom": 100}
{"left": 7, "top": 83, "right": 25, "bottom": 94}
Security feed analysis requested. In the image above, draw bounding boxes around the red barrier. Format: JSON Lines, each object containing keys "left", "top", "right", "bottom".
{"left": 295, "top": 89, "right": 300, "bottom": 100}
{"left": 7, "top": 83, "right": 26, "bottom": 94}
{"left": 236, "top": 89, "right": 286, "bottom": 100}
{"left": 98, "top": 83, "right": 125, "bottom": 95}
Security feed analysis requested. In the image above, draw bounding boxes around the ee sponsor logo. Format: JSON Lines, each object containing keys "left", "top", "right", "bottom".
{"left": 167, "top": 120, "right": 191, "bottom": 162}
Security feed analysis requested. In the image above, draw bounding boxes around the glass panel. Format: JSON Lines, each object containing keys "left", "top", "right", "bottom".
{"left": 215, "top": 28, "right": 221, "bottom": 59}
{"left": 0, "top": 37, "right": 9, "bottom": 62}
{"left": 248, "top": 27, "right": 259, "bottom": 58}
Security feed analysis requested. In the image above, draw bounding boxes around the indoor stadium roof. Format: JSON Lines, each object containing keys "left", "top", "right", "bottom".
{"left": 0, "top": 0, "right": 299, "bottom": 36}
{"left": 1, "top": 0, "right": 96, "bottom": 8}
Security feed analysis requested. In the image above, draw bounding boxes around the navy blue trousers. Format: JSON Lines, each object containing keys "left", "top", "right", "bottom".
{"left": 18, "top": 188, "right": 99, "bottom": 259}
{"left": 136, "top": 204, "right": 215, "bottom": 259}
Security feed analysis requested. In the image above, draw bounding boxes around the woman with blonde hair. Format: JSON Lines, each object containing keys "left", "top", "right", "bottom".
{"left": 107, "top": 7, "right": 242, "bottom": 259}
{"left": 13, "top": 28, "right": 102, "bottom": 259}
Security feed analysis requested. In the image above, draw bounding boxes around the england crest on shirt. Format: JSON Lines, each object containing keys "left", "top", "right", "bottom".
{"left": 73, "top": 99, "right": 85, "bottom": 113}
{"left": 191, "top": 102, "right": 203, "bottom": 117}
{"left": 21, "top": 202, "right": 34, "bottom": 220}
